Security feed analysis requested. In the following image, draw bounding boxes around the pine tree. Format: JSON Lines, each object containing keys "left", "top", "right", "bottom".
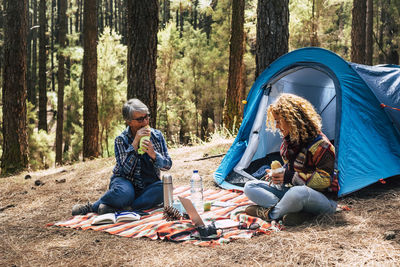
{"left": 1, "top": 0, "right": 29, "bottom": 174}
{"left": 55, "top": 0, "right": 67, "bottom": 164}
{"left": 127, "top": 0, "right": 159, "bottom": 126}
{"left": 38, "top": 0, "right": 48, "bottom": 131}
{"left": 255, "top": 0, "right": 289, "bottom": 78}
{"left": 351, "top": 0, "right": 366, "bottom": 64}
{"left": 365, "top": 0, "right": 373, "bottom": 65}
{"left": 83, "top": 0, "right": 100, "bottom": 159}
{"left": 223, "top": 0, "right": 245, "bottom": 132}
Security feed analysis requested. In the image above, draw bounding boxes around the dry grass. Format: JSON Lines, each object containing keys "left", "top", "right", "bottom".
{"left": 1, "top": 138, "right": 400, "bottom": 266}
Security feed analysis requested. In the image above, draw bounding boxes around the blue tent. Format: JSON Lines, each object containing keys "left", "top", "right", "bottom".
{"left": 214, "top": 47, "right": 400, "bottom": 196}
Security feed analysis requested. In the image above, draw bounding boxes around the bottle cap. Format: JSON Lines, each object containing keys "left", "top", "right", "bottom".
{"left": 162, "top": 174, "right": 172, "bottom": 183}
{"left": 193, "top": 170, "right": 198, "bottom": 173}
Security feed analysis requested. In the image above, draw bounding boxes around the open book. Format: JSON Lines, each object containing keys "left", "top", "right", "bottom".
{"left": 91, "top": 211, "right": 141, "bottom": 225}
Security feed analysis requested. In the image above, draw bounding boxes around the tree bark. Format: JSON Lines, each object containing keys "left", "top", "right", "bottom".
{"left": 55, "top": 0, "right": 67, "bottom": 164}
{"left": 255, "top": 0, "right": 289, "bottom": 78}
{"left": 365, "top": 0, "right": 373, "bottom": 65}
{"left": 83, "top": 0, "right": 100, "bottom": 159}
{"left": 223, "top": 0, "right": 245, "bottom": 132}
{"left": 127, "top": 0, "right": 159, "bottom": 126}
{"left": 1, "top": 0, "right": 29, "bottom": 174}
{"left": 351, "top": 0, "right": 366, "bottom": 64}
{"left": 98, "top": 0, "right": 104, "bottom": 34}
{"left": 38, "top": 0, "right": 48, "bottom": 132}
{"left": 26, "top": 0, "right": 33, "bottom": 105}
{"left": 162, "top": 0, "right": 170, "bottom": 28}
{"left": 31, "top": 0, "right": 38, "bottom": 106}
{"left": 51, "top": 0, "right": 56, "bottom": 91}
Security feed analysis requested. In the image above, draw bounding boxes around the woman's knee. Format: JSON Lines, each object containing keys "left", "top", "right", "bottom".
{"left": 244, "top": 180, "right": 259, "bottom": 196}
{"left": 284, "top": 186, "right": 309, "bottom": 202}
{"left": 109, "top": 180, "right": 134, "bottom": 205}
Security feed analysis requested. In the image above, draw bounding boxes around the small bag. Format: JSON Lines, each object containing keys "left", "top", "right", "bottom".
{"left": 191, "top": 222, "right": 219, "bottom": 240}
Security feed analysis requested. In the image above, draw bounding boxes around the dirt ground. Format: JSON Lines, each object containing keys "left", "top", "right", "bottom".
{"left": 1, "top": 137, "right": 400, "bottom": 266}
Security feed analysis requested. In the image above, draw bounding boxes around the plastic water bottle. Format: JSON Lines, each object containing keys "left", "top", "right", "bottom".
{"left": 190, "top": 170, "right": 204, "bottom": 213}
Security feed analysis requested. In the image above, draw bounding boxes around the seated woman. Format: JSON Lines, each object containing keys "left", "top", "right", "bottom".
{"left": 244, "top": 93, "right": 338, "bottom": 226}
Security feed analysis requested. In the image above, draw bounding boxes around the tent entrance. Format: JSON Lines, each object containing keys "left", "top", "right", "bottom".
{"left": 225, "top": 66, "right": 338, "bottom": 187}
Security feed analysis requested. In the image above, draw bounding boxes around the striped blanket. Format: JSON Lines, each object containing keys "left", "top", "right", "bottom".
{"left": 53, "top": 186, "right": 282, "bottom": 246}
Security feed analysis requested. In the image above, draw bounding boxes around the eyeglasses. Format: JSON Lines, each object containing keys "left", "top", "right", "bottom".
{"left": 132, "top": 114, "right": 150, "bottom": 122}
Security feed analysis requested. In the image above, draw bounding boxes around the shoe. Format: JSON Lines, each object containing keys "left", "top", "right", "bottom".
{"left": 98, "top": 203, "right": 118, "bottom": 215}
{"left": 245, "top": 205, "right": 272, "bottom": 221}
{"left": 72, "top": 203, "right": 93, "bottom": 216}
{"left": 282, "top": 211, "right": 314, "bottom": 226}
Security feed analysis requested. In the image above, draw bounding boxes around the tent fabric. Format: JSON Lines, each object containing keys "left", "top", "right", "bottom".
{"left": 214, "top": 47, "right": 400, "bottom": 196}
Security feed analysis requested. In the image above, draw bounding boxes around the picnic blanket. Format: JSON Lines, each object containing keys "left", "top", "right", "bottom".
{"left": 52, "top": 186, "right": 282, "bottom": 246}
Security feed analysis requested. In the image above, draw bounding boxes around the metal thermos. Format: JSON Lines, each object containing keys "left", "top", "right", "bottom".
{"left": 162, "top": 174, "right": 173, "bottom": 208}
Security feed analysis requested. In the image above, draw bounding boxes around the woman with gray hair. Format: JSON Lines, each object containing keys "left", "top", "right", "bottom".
{"left": 72, "top": 98, "right": 172, "bottom": 215}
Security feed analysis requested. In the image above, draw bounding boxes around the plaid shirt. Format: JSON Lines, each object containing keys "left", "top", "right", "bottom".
{"left": 112, "top": 126, "right": 172, "bottom": 191}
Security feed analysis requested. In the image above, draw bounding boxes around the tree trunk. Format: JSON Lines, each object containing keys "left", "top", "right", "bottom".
{"left": 31, "top": 0, "right": 38, "bottom": 106}
{"left": 365, "top": 0, "right": 373, "bottom": 65}
{"left": 200, "top": 106, "right": 214, "bottom": 141}
{"left": 83, "top": 0, "right": 100, "bottom": 159}
{"left": 200, "top": 0, "right": 217, "bottom": 41}
{"left": 127, "top": 0, "right": 159, "bottom": 127}
{"left": 51, "top": 0, "right": 56, "bottom": 91}
{"left": 310, "top": 0, "right": 320, "bottom": 46}
{"left": 55, "top": 0, "right": 67, "bottom": 164}
{"left": 97, "top": 0, "right": 103, "bottom": 35}
{"left": 1, "top": 0, "right": 29, "bottom": 174}
{"left": 26, "top": 0, "right": 33, "bottom": 105}
{"left": 38, "top": 0, "right": 48, "bottom": 132}
{"left": 121, "top": 0, "right": 127, "bottom": 44}
{"left": 162, "top": 0, "right": 170, "bottom": 28}
{"left": 255, "top": 0, "right": 289, "bottom": 78}
{"left": 383, "top": 1, "right": 399, "bottom": 64}
{"left": 223, "top": 0, "right": 245, "bottom": 132}
{"left": 79, "top": 0, "right": 83, "bottom": 44}
{"left": 192, "top": 0, "right": 198, "bottom": 30}
{"left": 351, "top": 0, "right": 366, "bottom": 64}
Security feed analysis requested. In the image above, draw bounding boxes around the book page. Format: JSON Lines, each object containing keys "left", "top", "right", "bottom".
{"left": 115, "top": 212, "right": 140, "bottom": 222}
{"left": 91, "top": 213, "right": 115, "bottom": 225}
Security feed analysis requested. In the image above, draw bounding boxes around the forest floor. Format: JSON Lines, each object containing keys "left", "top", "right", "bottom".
{"left": 1, "top": 136, "right": 400, "bottom": 266}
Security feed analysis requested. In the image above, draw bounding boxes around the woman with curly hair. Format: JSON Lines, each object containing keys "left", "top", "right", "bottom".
{"left": 244, "top": 93, "right": 338, "bottom": 226}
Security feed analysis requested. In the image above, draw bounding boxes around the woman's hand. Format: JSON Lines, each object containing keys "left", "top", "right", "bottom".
{"left": 133, "top": 126, "right": 151, "bottom": 150}
{"left": 140, "top": 139, "right": 156, "bottom": 160}
{"left": 270, "top": 170, "right": 284, "bottom": 185}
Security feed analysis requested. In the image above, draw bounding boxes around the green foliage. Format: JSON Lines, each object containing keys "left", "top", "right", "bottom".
{"left": 97, "top": 28, "right": 127, "bottom": 157}
{"left": 10, "top": 0, "right": 399, "bottom": 173}
{"left": 62, "top": 52, "right": 83, "bottom": 163}
{"left": 289, "top": 0, "right": 352, "bottom": 59}
{"left": 157, "top": 0, "right": 235, "bottom": 145}
{"left": 27, "top": 102, "right": 55, "bottom": 170}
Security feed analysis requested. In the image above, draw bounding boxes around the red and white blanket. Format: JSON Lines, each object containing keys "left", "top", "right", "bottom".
{"left": 53, "top": 186, "right": 282, "bottom": 247}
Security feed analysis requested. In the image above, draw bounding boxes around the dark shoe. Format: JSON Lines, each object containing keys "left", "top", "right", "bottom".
{"left": 282, "top": 211, "right": 314, "bottom": 226}
{"left": 72, "top": 203, "right": 93, "bottom": 216}
{"left": 245, "top": 205, "right": 272, "bottom": 221}
{"left": 98, "top": 203, "right": 118, "bottom": 215}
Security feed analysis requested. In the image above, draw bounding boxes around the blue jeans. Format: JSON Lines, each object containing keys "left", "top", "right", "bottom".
{"left": 92, "top": 177, "right": 163, "bottom": 212}
{"left": 244, "top": 180, "right": 337, "bottom": 220}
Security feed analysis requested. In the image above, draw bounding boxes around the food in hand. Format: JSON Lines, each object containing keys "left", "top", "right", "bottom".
{"left": 138, "top": 126, "right": 151, "bottom": 155}
{"left": 270, "top": 160, "right": 284, "bottom": 175}
{"left": 271, "top": 160, "right": 282, "bottom": 170}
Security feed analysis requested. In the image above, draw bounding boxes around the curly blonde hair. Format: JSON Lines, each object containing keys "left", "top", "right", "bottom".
{"left": 266, "top": 93, "right": 322, "bottom": 144}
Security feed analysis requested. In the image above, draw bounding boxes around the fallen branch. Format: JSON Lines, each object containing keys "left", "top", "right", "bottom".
{"left": 0, "top": 204, "right": 15, "bottom": 212}
{"left": 184, "top": 153, "right": 226, "bottom": 162}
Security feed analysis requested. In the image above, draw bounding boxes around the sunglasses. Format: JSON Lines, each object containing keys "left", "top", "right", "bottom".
{"left": 132, "top": 114, "right": 150, "bottom": 122}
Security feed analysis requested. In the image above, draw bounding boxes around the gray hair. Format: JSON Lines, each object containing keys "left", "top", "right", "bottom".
{"left": 122, "top": 99, "right": 149, "bottom": 121}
